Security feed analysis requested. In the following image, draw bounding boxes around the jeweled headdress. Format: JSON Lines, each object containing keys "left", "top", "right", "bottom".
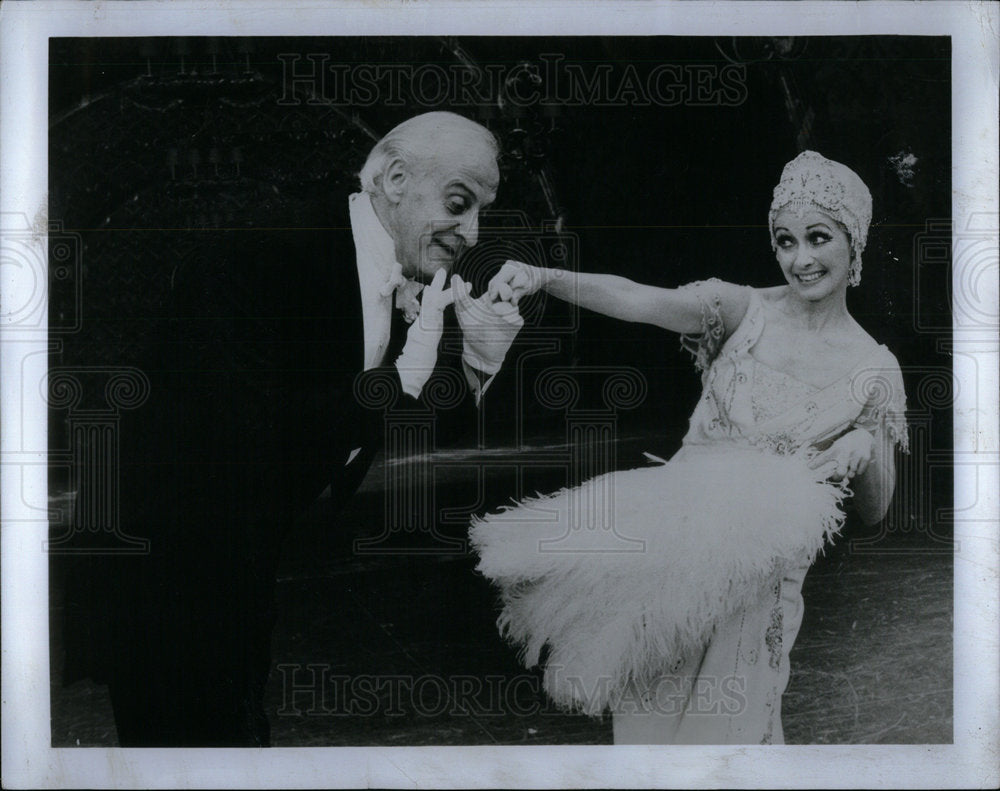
{"left": 768, "top": 151, "right": 873, "bottom": 286}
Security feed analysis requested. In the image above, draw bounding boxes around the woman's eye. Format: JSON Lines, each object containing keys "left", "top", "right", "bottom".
{"left": 809, "top": 232, "right": 832, "bottom": 245}
{"left": 776, "top": 235, "right": 794, "bottom": 248}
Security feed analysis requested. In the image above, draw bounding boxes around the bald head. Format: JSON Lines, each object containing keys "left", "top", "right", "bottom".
{"left": 359, "top": 112, "right": 500, "bottom": 195}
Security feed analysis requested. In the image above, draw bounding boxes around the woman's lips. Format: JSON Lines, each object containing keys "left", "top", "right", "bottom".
{"left": 797, "top": 270, "right": 827, "bottom": 284}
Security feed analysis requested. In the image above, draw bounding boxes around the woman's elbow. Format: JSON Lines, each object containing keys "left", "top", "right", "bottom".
{"left": 855, "top": 498, "right": 890, "bottom": 527}
{"left": 853, "top": 478, "right": 896, "bottom": 527}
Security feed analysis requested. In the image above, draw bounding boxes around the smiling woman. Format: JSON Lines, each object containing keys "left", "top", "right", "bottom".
{"left": 470, "top": 150, "right": 910, "bottom": 744}
{"left": 769, "top": 150, "right": 873, "bottom": 291}
{"left": 773, "top": 210, "right": 854, "bottom": 295}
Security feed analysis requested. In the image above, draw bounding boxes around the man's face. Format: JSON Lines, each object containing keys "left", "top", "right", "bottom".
{"left": 389, "top": 137, "right": 499, "bottom": 281}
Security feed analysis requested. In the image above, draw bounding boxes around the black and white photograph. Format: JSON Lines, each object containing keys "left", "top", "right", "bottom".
{"left": 1, "top": 1, "right": 997, "bottom": 788}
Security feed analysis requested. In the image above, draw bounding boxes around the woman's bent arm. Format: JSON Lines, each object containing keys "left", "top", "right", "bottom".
{"left": 850, "top": 428, "right": 898, "bottom": 526}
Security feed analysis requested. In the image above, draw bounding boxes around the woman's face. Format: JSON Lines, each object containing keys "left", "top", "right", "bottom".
{"left": 772, "top": 206, "right": 853, "bottom": 301}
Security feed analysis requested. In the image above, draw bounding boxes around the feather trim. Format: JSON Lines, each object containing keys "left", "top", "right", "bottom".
{"left": 469, "top": 448, "right": 848, "bottom": 716}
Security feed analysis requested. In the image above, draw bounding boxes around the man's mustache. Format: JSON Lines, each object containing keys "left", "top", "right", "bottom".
{"left": 432, "top": 236, "right": 460, "bottom": 259}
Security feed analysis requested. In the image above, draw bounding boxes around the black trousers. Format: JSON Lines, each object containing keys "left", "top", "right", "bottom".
{"left": 67, "top": 254, "right": 398, "bottom": 745}
{"left": 100, "top": 460, "right": 302, "bottom": 746}
{"left": 91, "top": 363, "right": 361, "bottom": 746}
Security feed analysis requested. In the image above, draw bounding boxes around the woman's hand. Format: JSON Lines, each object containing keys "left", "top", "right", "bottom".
{"left": 487, "top": 260, "right": 552, "bottom": 306}
{"left": 807, "top": 428, "right": 876, "bottom": 483}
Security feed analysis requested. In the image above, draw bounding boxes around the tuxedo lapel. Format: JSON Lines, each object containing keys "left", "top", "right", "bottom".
{"left": 384, "top": 301, "right": 409, "bottom": 366}
{"left": 326, "top": 198, "right": 366, "bottom": 375}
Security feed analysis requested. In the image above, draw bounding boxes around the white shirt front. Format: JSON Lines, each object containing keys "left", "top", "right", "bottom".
{"left": 345, "top": 190, "right": 493, "bottom": 409}
{"left": 348, "top": 191, "right": 398, "bottom": 371}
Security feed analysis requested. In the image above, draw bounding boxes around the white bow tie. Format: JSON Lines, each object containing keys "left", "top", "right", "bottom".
{"left": 378, "top": 262, "right": 424, "bottom": 324}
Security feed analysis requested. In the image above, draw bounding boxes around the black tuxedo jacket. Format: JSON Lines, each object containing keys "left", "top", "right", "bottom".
{"left": 63, "top": 193, "right": 475, "bottom": 729}
{"left": 117, "top": 196, "right": 426, "bottom": 526}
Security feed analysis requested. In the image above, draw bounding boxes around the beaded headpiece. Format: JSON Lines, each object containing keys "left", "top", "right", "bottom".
{"left": 768, "top": 150, "right": 873, "bottom": 286}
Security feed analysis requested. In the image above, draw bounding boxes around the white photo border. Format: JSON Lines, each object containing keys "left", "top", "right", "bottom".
{"left": 2, "top": 1, "right": 997, "bottom": 788}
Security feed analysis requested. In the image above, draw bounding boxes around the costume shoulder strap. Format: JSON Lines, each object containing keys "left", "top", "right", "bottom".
{"left": 677, "top": 279, "right": 757, "bottom": 373}
{"left": 851, "top": 346, "right": 910, "bottom": 453}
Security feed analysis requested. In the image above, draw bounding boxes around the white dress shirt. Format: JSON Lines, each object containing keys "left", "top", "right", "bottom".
{"left": 346, "top": 191, "right": 494, "bottom": 404}
{"left": 348, "top": 191, "right": 399, "bottom": 372}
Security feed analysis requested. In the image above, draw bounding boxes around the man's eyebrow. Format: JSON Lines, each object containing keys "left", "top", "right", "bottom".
{"left": 445, "top": 178, "right": 476, "bottom": 192}
{"left": 447, "top": 179, "right": 496, "bottom": 204}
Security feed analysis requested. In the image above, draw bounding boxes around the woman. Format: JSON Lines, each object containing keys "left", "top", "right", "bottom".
{"left": 470, "top": 151, "right": 909, "bottom": 744}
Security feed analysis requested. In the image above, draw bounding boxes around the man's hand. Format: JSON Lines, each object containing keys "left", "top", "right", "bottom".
{"left": 395, "top": 269, "right": 454, "bottom": 397}
{"left": 453, "top": 273, "right": 524, "bottom": 375}
{"left": 414, "top": 267, "right": 454, "bottom": 331}
{"left": 487, "top": 260, "right": 551, "bottom": 306}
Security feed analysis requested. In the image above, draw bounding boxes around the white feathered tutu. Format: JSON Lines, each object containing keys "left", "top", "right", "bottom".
{"left": 469, "top": 445, "right": 848, "bottom": 716}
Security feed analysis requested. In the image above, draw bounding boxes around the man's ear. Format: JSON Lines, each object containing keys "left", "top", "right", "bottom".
{"left": 380, "top": 157, "right": 409, "bottom": 205}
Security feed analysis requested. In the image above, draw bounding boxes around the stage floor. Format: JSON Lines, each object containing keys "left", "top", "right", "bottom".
{"left": 49, "top": 445, "right": 953, "bottom": 746}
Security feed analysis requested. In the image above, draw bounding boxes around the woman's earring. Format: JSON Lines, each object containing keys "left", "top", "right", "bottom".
{"left": 848, "top": 252, "right": 862, "bottom": 287}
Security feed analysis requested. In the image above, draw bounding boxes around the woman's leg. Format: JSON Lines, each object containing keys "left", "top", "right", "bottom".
{"left": 616, "top": 565, "right": 809, "bottom": 746}
{"left": 767, "top": 562, "right": 809, "bottom": 744}
{"left": 611, "top": 648, "right": 707, "bottom": 745}
{"left": 671, "top": 587, "right": 778, "bottom": 745}
{"left": 673, "top": 564, "right": 809, "bottom": 745}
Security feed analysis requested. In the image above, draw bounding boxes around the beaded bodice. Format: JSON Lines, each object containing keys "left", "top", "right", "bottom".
{"left": 750, "top": 362, "right": 819, "bottom": 424}
{"left": 678, "top": 281, "right": 909, "bottom": 457}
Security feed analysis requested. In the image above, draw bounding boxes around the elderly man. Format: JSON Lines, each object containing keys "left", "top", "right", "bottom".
{"left": 80, "top": 112, "right": 521, "bottom": 746}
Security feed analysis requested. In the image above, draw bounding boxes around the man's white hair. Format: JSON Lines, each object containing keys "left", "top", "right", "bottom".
{"left": 358, "top": 111, "right": 499, "bottom": 194}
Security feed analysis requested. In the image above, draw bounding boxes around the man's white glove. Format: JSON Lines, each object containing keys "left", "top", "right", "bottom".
{"left": 394, "top": 268, "right": 453, "bottom": 398}
{"left": 453, "top": 273, "right": 524, "bottom": 375}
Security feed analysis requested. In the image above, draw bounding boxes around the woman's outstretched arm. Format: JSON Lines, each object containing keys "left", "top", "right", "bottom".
{"left": 487, "top": 260, "right": 751, "bottom": 337}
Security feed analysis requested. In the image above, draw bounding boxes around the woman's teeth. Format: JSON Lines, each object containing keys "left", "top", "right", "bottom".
{"left": 798, "top": 271, "right": 826, "bottom": 283}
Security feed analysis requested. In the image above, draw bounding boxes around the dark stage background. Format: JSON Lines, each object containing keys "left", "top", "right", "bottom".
{"left": 48, "top": 36, "right": 953, "bottom": 745}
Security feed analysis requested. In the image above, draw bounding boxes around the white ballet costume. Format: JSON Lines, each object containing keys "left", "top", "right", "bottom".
{"left": 470, "top": 281, "right": 908, "bottom": 744}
